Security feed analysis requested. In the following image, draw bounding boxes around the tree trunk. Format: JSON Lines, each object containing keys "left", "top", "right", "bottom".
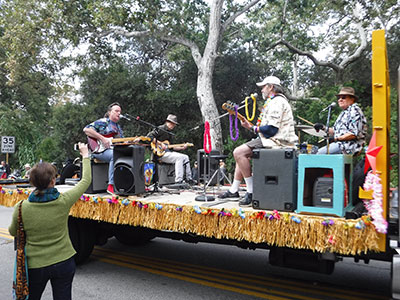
{"left": 194, "top": 0, "right": 223, "bottom": 151}
{"left": 196, "top": 62, "right": 223, "bottom": 151}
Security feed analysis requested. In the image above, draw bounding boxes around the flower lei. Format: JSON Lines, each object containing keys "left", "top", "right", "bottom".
{"left": 229, "top": 104, "right": 239, "bottom": 141}
{"left": 245, "top": 94, "right": 256, "bottom": 121}
{"left": 203, "top": 121, "right": 212, "bottom": 153}
{"left": 362, "top": 170, "right": 388, "bottom": 234}
{"left": 256, "top": 94, "right": 275, "bottom": 127}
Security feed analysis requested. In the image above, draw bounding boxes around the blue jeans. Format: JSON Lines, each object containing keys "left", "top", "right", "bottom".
{"left": 92, "top": 148, "right": 114, "bottom": 184}
{"left": 317, "top": 142, "right": 342, "bottom": 154}
{"left": 28, "top": 256, "right": 76, "bottom": 300}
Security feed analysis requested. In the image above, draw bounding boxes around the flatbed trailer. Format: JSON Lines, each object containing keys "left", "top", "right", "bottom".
{"left": 1, "top": 29, "right": 399, "bottom": 298}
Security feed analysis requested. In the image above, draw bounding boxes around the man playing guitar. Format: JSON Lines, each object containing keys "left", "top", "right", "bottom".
{"left": 147, "top": 114, "right": 194, "bottom": 185}
{"left": 83, "top": 102, "right": 124, "bottom": 194}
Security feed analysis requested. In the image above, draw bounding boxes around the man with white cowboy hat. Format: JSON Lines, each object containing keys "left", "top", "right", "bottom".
{"left": 219, "top": 75, "right": 298, "bottom": 206}
{"left": 147, "top": 114, "right": 193, "bottom": 184}
{"left": 314, "top": 86, "right": 367, "bottom": 154}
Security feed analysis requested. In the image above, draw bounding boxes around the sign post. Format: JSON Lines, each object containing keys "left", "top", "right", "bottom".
{"left": 1, "top": 136, "right": 16, "bottom": 164}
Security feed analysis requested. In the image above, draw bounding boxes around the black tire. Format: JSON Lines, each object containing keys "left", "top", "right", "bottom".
{"left": 114, "top": 226, "right": 156, "bottom": 246}
{"left": 68, "top": 217, "right": 96, "bottom": 264}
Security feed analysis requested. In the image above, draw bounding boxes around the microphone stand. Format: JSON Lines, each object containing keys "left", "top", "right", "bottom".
{"left": 188, "top": 103, "right": 247, "bottom": 132}
{"left": 124, "top": 113, "right": 175, "bottom": 136}
{"left": 325, "top": 106, "right": 333, "bottom": 154}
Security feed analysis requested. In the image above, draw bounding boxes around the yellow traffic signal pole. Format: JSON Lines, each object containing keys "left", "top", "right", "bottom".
{"left": 371, "top": 29, "right": 390, "bottom": 252}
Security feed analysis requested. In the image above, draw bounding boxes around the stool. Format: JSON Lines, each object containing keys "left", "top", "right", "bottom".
{"left": 157, "top": 163, "right": 175, "bottom": 186}
{"left": 296, "top": 154, "right": 353, "bottom": 217}
{"left": 84, "top": 159, "right": 109, "bottom": 194}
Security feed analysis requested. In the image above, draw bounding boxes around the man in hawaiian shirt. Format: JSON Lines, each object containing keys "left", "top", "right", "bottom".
{"left": 314, "top": 87, "right": 367, "bottom": 155}
{"left": 84, "top": 102, "right": 124, "bottom": 194}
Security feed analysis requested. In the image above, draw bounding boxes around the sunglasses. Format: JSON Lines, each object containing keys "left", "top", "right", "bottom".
{"left": 337, "top": 95, "right": 349, "bottom": 100}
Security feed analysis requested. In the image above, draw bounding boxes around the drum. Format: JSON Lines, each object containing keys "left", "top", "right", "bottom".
{"left": 301, "top": 127, "right": 328, "bottom": 138}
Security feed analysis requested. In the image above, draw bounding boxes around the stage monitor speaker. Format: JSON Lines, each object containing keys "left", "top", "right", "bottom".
{"left": 82, "top": 160, "right": 109, "bottom": 194}
{"left": 197, "top": 149, "right": 220, "bottom": 186}
{"left": 113, "top": 145, "right": 145, "bottom": 195}
{"left": 252, "top": 148, "right": 298, "bottom": 211}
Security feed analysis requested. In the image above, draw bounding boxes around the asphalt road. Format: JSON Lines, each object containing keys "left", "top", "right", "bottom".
{"left": 0, "top": 205, "right": 392, "bottom": 300}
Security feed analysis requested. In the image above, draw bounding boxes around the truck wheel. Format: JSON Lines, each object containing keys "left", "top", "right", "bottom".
{"left": 114, "top": 226, "right": 156, "bottom": 246}
{"left": 68, "top": 217, "right": 96, "bottom": 264}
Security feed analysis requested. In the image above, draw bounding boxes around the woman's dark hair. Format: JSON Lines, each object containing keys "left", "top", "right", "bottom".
{"left": 29, "top": 162, "right": 57, "bottom": 193}
{"left": 104, "top": 102, "right": 121, "bottom": 118}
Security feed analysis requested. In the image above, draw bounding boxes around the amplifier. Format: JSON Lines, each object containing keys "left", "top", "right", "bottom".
{"left": 252, "top": 148, "right": 298, "bottom": 211}
{"left": 197, "top": 149, "right": 220, "bottom": 186}
{"left": 83, "top": 160, "right": 109, "bottom": 194}
{"left": 157, "top": 163, "right": 175, "bottom": 186}
{"left": 312, "top": 177, "right": 334, "bottom": 207}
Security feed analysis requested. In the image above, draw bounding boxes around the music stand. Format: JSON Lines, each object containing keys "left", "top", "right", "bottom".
{"left": 195, "top": 154, "right": 228, "bottom": 202}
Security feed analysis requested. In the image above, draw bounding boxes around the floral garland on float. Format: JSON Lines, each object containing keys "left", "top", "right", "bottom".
{"left": 0, "top": 184, "right": 379, "bottom": 255}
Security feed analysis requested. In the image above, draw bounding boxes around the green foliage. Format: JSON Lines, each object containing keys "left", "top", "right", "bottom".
{"left": 35, "top": 137, "right": 58, "bottom": 163}
{"left": 389, "top": 88, "right": 398, "bottom": 187}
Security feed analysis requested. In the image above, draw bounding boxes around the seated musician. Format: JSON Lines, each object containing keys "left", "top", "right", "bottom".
{"left": 219, "top": 75, "right": 298, "bottom": 206}
{"left": 83, "top": 102, "right": 124, "bottom": 194}
{"left": 147, "top": 114, "right": 194, "bottom": 185}
{"left": 314, "top": 87, "right": 367, "bottom": 155}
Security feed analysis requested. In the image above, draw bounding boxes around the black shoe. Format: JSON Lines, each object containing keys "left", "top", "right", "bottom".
{"left": 239, "top": 193, "right": 252, "bottom": 207}
{"left": 187, "top": 179, "right": 197, "bottom": 185}
{"left": 218, "top": 190, "right": 239, "bottom": 199}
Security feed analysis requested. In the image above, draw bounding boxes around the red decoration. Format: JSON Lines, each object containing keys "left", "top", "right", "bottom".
{"left": 364, "top": 130, "right": 383, "bottom": 174}
{"left": 203, "top": 121, "right": 212, "bottom": 153}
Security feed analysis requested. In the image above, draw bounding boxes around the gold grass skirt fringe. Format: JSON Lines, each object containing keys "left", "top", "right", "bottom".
{"left": 0, "top": 187, "right": 380, "bottom": 256}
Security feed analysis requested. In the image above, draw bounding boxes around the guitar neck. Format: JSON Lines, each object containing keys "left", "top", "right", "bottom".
{"left": 168, "top": 143, "right": 193, "bottom": 149}
{"left": 112, "top": 136, "right": 151, "bottom": 144}
{"left": 235, "top": 112, "right": 248, "bottom": 123}
{"left": 222, "top": 103, "right": 254, "bottom": 126}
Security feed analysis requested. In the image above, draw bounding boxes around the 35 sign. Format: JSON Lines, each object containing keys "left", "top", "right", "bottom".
{"left": 1, "top": 136, "right": 16, "bottom": 153}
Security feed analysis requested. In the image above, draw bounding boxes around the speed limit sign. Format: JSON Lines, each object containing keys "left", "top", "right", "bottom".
{"left": 1, "top": 136, "right": 15, "bottom": 153}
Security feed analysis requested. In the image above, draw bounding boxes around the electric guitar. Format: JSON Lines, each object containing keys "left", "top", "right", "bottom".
{"left": 87, "top": 135, "right": 151, "bottom": 153}
{"left": 222, "top": 101, "right": 254, "bottom": 126}
{"left": 151, "top": 140, "right": 194, "bottom": 157}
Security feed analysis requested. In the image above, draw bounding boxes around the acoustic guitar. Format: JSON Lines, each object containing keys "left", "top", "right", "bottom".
{"left": 222, "top": 101, "right": 254, "bottom": 126}
{"left": 88, "top": 135, "right": 151, "bottom": 153}
{"left": 151, "top": 140, "right": 194, "bottom": 157}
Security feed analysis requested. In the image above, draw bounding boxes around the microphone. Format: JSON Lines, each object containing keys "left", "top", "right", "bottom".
{"left": 120, "top": 114, "right": 131, "bottom": 121}
{"left": 321, "top": 102, "right": 337, "bottom": 112}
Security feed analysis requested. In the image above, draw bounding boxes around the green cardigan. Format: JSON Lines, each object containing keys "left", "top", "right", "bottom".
{"left": 9, "top": 157, "right": 91, "bottom": 269}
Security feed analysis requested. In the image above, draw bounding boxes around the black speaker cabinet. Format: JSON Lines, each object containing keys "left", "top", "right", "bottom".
{"left": 82, "top": 160, "right": 109, "bottom": 194}
{"left": 113, "top": 145, "right": 145, "bottom": 195}
{"left": 197, "top": 149, "right": 220, "bottom": 186}
{"left": 252, "top": 148, "right": 298, "bottom": 211}
{"left": 157, "top": 163, "right": 175, "bottom": 186}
